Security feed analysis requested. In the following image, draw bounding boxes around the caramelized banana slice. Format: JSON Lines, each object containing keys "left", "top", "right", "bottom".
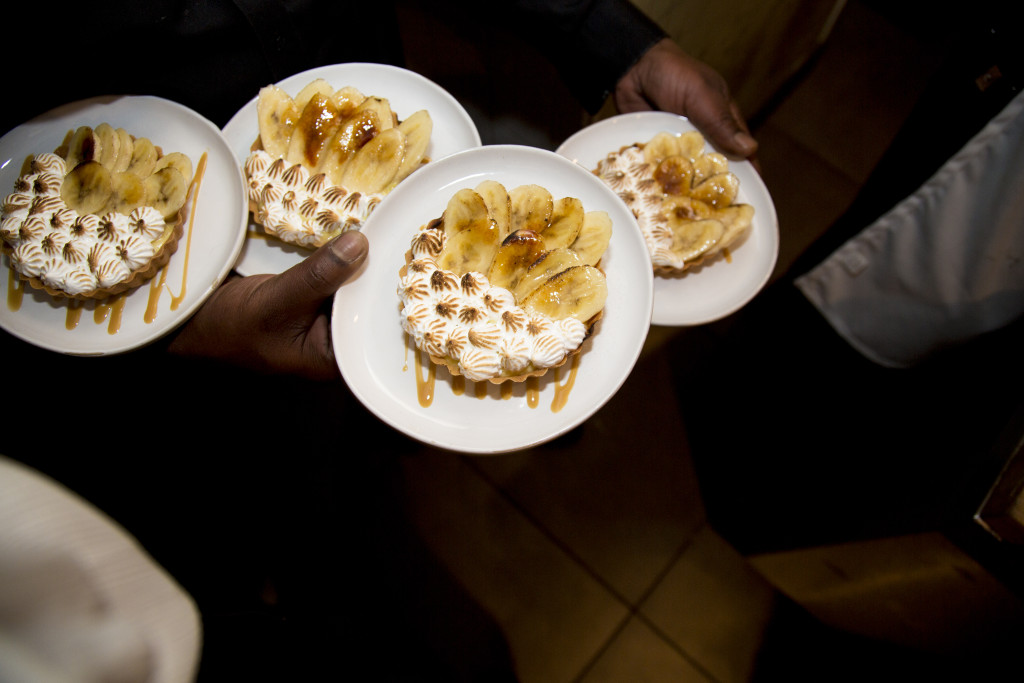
{"left": 661, "top": 195, "right": 714, "bottom": 223}
{"left": 437, "top": 216, "right": 500, "bottom": 276}
{"left": 64, "top": 126, "right": 101, "bottom": 169}
{"left": 487, "top": 229, "right": 546, "bottom": 292}
{"left": 692, "top": 152, "right": 729, "bottom": 186}
{"left": 293, "top": 78, "right": 334, "bottom": 110}
{"left": 475, "top": 180, "right": 511, "bottom": 240}
{"left": 521, "top": 265, "right": 608, "bottom": 323}
{"left": 286, "top": 93, "right": 344, "bottom": 167}
{"left": 669, "top": 218, "right": 724, "bottom": 263}
{"left": 509, "top": 184, "right": 552, "bottom": 234}
{"left": 675, "top": 130, "right": 707, "bottom": 162}
{"left": 61, "top": 161, "right": 113, "bottom": 215}
{"left": 653, "top": 156, "right": 694, "bottom": 196}
{"left": 541, "top": 196, "right": 584, "bottom": 250}
{"left": 318, "top": 108, "right": 380, "bottom": 184}
{"left": 706, "top": 204, "right": 754, "bottom": 256}
{"left": 111, "top": 128, "right": 134, "bottom": 173}
{"left": 144, "top": 167, "right": 189, "bottom": 219}
{"left": 642, "top": 131, "right": 680, "bottom": 166}
{"left": 257, "top": 84, "right": 299, "bottom": 158}
{"left": 354, "top": 96, "right": 395, "bottom": 132}
{"left": 511, "top": 247, "right": 586, "bottom": 302}
{"left": 126, "top": 137, "right": 159, "bottom": 178}
{"left": 105, "top": 171, "right": 148, "bottom": 215}
{"left": 393, "top": 109, "right": 432, "bottom": 185}
{"left": 691, "top": 172, "right": 739, "bottom": 208}
{"left": 442, "top": 188, "right": 490, "bottom": 239}
{"left": 340, "top": 127, "right": 405, "bottom": 194}
{"left": 152, "top": 152, "right": 194, "bottom": 185}
{"left": 569, "top": 210, "right": 612, "bottom": 266}
{"left": 94, "top": 123, "right": 121, "bottom": 171}
{"left": 330, "top": 86, "right": 366, "bottom": 116}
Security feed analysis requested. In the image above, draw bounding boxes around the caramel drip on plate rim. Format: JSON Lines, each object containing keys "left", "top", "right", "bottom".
{"left": 166, "top": 151, "right": 207, "bottom": 313}
{"left": 526, "top": 377, "right": 540, "bottom": 408}
{"left": 551, "top": 354, "right": 581, "bottom": 414}
{"left": 413, "top": 345, "right": 436, "bottom": 408}
{"left": 93, "top": 296, "right": 128, "bottom": 335}
{"left": 5, "top": 250, "right": 23, "bottom": 311}
{"left": 403, "top": 333, "right": 576, "bottom": 412}
{"left": 65, "top": 300, "right": 82, "bottom": 330}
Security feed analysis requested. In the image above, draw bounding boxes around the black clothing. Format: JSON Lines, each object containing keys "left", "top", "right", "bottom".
{"left": 4, "top": 0, "right": 663, "bottom": 134}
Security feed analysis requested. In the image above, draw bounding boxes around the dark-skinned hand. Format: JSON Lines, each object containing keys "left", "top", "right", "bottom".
{"left": 167, "top": 230, "right": 369, "bottom": 381}
{"left": 614, "top": 38, "right": 759, "bottom": 164}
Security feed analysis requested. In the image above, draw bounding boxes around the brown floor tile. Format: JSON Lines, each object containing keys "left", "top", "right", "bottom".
{"left": 766, "top": 0, "right": 945, "bottom": 187}
{"left": 399, "top": 449, "right": 630, "bottom": 682}
{"left": 471, "top": 350, "right": 706, "bottom": 605}
{"left": 755, "top": 122, "right": 861, "bottom": 280}
{"left": 640, "top": 526, "right": 776, "bottom": 683}
{"left": 580, "top": 616, "right": 712, "bottom": 683}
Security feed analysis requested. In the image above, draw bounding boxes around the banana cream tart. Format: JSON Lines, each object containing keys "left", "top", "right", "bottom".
{"left": 1, "top": 124, "right": 192, "bottom": 299}
{"left": 399, "top": 181, "right": 611, "bottom": 383}
{"left": 248, "top": 79, "right": 432, "bottom": 248}
{"left": 595, "top": 130, "right": 753, "bottom": 274}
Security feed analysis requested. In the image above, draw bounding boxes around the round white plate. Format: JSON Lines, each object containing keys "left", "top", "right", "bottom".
{"left": 0, "top": 96, "right": 247, "bottom": 356}
{"left": 332, "top": 145, "right": 653, "bottom": 454}
{"left": 556, "top": 111, "right": 779, "bottom": 326}
{"left": 223, "top": 63, "right": 482, "bottom": 276}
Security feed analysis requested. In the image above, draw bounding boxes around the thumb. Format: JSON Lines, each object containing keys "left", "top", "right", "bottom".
{"left": 269, "top": 230, "right": 369, "bottom": 313}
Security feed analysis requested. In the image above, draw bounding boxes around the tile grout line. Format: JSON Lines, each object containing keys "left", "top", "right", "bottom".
{"left": 461, "top": 455, "right": 721, "bottom": 681}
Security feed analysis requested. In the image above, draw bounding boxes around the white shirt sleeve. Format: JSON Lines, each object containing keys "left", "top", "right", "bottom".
{"left": 796, "top": 90, "right": 1024, "bottom": 368}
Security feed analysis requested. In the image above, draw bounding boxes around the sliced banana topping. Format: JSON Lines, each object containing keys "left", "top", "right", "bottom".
{"left": 250, "top": 79, "right": 433, "bottom": 249}
{"left": 596, "top": 130, "right": 754, "bottom": 273}
{"left": 399, "top": 182, "right": 611, "bottom": 383}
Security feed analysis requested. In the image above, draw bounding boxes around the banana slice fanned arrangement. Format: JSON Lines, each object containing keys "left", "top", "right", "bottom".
{"left": 594, "top": 130, "right": 753, "bottom": 274}
{"left": 246, "top": 78, "right": 433, "bottom": 248}
{"left": 398, "top": 181, "right": 611, "bottom": 384}
{"left": 58, "top": 123, "right": 193, "bottom": 222}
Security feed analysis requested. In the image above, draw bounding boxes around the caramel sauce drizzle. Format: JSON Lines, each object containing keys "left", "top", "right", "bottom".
{"left": 65, "top": 300, "right": 82, "bottom": 330}
{"left": 166, "top": 151, "right": 207, "bottom": 313}
{"left": 551, "top": 354, "right": 581, "bottom": 414}
{"left": 403, "top": 333, "right": 577, "bottom": 413}
{"left": 412, "top": 344, "right": 436, "bottom": 408}
{"left": 5, "top": 252, "right": 23, "bottom": 311}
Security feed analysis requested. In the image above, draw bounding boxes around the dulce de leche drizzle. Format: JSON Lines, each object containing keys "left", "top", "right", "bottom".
{"left": 405, "top": 334, "right": 578, "bottom": 413}
{"left": 4, "top": 149, "right": 209, "bottom": 343}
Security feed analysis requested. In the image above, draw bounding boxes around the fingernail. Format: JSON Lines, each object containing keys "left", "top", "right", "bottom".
{"left": 734, "top": 131, "right": 758, "bottom": 155}
{"left": 330, "top": 230, "right": 366, "bottom": 263}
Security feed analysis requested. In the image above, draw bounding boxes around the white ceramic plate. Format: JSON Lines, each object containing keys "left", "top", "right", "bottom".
{"left": 332, "top": 145, "right": 653, "bottom": 454}
{"left": 223, "top": 63, "right": 482, "bottom": 276}
{"left": 556, "top": 112, "right": 779, "bottom": 326}
{"left": 0, "top": 96, "right": 247, "bottom": 355}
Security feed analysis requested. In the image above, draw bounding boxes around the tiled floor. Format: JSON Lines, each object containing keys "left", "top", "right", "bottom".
{"left": 380, "top": 2, "right": 962, "bottom": 681}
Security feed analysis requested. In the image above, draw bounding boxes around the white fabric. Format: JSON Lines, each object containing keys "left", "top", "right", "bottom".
{"left": 796, "top": 90, "right": 1024, "bottom": 368}
{"left": 0, "top": 456, "right": 201, "bottom": 683}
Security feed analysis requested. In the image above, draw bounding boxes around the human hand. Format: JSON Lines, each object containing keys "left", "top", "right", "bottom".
{"left": 614, "top": 38, "right": 758, "bottom": 161}
{"left": 167, "top": 230, "right": 369, "bottom": 381}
